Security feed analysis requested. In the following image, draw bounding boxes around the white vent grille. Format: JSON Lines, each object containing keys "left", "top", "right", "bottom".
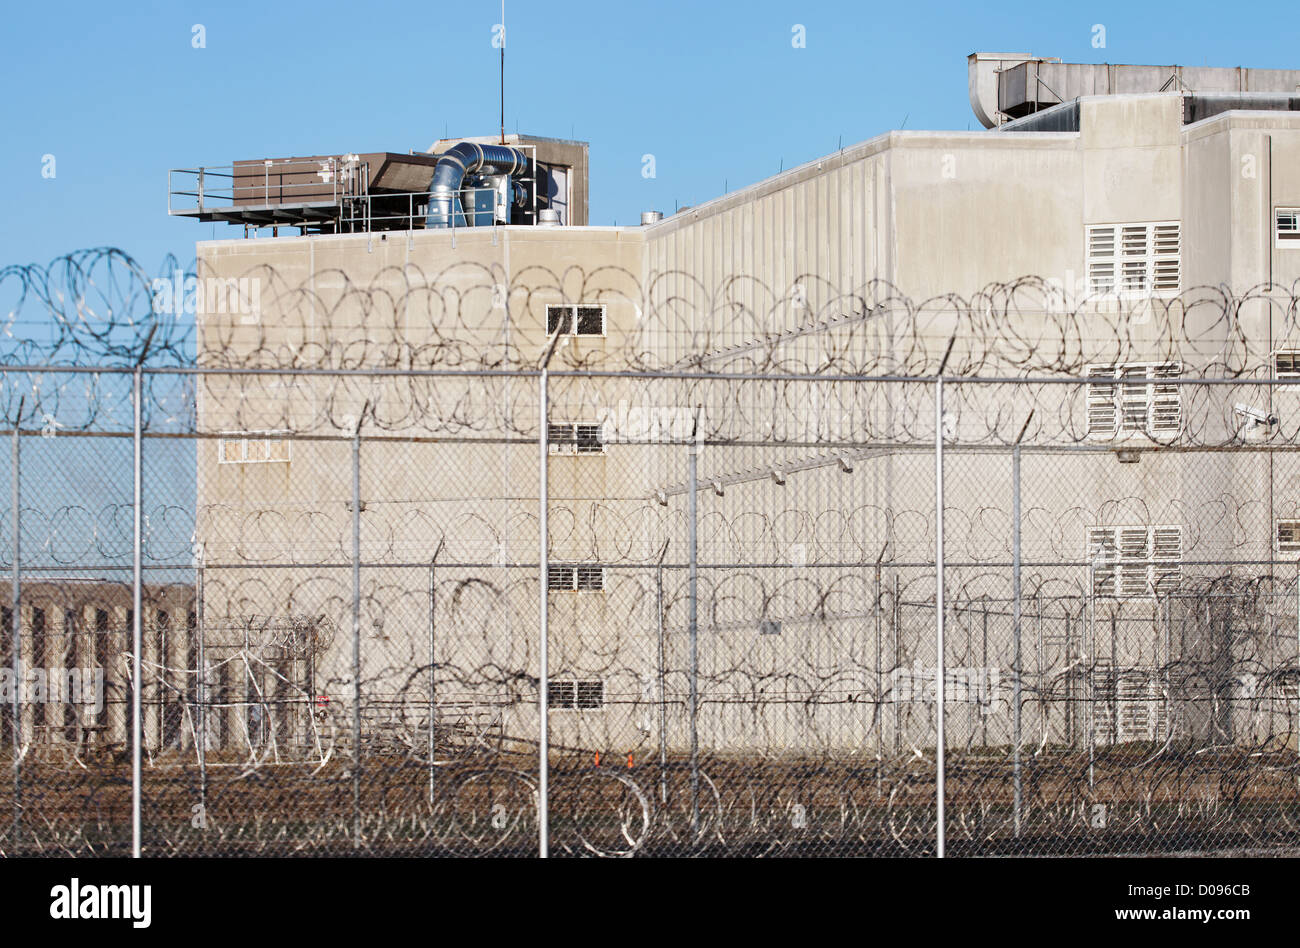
{"left": 547, "top": 680, "right": 575, "bottom": 708}
{"left": 218, "top": 433, "right": 291, "bottom": 464}
{"left": 1085, "top": 362, "right": 1181, "bottom": 438}
{"left": 547, "top": 564, "right": 604, "bottom": 592}
{"left": 1088, "top": 527, "right": 1117, "bottom": 596}
{"left": 574, "top": 565, "right": 605, "bottom": 591}
{"left": 1275, "top": 351, "right": 1300, "bottom": 379}
{"left": 1277, "top": 208, "right": 1300, "bottom": 248}
{"left": 575, "top": 679, "right": 604, "bottom": 709}
{"left": 547, "top": 422, "right": 605, "bottom": 455}
{"left": 1093, "top": 667, "right": 1166, "bottom": 744}
{"left": 547, "top": 565, "right": 575, "bottom": 590}
{"left": 1088, "top": 525, "right": 1182, "bottom": 597}
{"left": 546, "top": 304, "right": 606, "bottom": 337}
{"left": 548, "top": 679, "right": 604, "bottom": 710}
{"left": 575, "top": 424, "right": 604, "bottom": 454}
{"left": 1151, "top": 526, "right": 1182, "bottom": 593}
{"left": 1278, "top": 520, "right": 1300, "bottom": 556}
{"left": 1086, "top": 366, "right": 1117, "bottom": 438}
{"left": 1087, "top": 222, "right": 1180, "bottom": 295}
{"left": 1087, "top": 227, "right": 1116, "bottom": 292}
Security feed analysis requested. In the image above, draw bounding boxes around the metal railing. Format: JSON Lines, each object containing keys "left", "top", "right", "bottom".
{"left": 168, "top": 143, "right": 540, "bottom": 235}
{"left": 168, "top": 156, "right": 354, "bottom": 215}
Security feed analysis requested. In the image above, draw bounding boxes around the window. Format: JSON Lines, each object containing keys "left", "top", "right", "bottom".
{"left": 548, "top": 422, "right": 605, "bottom": 455}
{"left": 576, "top": 680, "right": 604, "bottom": 709}
{"left": 93, "top": 609, "right": 109, "bottom": 727}
{"left": 1277, "top": 520, "right": 1300, "bottom": 556}
{"left": 1085, "top": 362, "right": 1181, "bottom": 438}
{"left": 62, "top": 609, "right": 78, "bottom": 740}
{"left": 1092, "top": 666, "right": 1166, "bottom": 744}
{"left": 1087, "top": 525, "right": 1182, "bottom": 597}
{"left": 547, "top": 564, "right": 605, "bottom": 592}
{"left": 546, "top": 304, "right": 606, "bottom": 337}
{"left": 1275, "top": 351, "right": 1300, "bottom": 379}
{"left": 1277, "top": 208, "right": 1300, "bottom": 248}
{"left": 547, "top": 680, "right": 574, "bottom": 708}
{"left": 31, "top": 608, "right": 45, "bottom": 732}
{"left": 548, "top": 679, "right": 604, "bottom": 710}
{"left": 1087, "top": 222, "right": 1180, "bottom": 295}
{"left": 219, "top": 433, "right": 290, "bottom": 464}
{"left": 575, "top": 424, "right": 603, "bottom": 454}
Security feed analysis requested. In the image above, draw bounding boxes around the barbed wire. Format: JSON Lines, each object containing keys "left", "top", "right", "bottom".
{"left": 4, "top": 250, "right": 1300, "bottom": 450}
{"left": 5, "top": 249, "right": 1300, "bottom": 857}
{"left": 8, "top": 575, "right": 1300, "bottom": 856}
{"left": 5, "top": 248, "right": 1300, "bottom": 373}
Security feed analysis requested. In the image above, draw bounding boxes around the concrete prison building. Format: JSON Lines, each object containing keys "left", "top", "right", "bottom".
{"left": 176, "top": 54, "right": 1300, "bottom": 761}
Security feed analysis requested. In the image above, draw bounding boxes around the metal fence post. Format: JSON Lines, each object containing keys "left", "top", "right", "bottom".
{"left": 196, "top": 545, "right": 207, "bottom": 820}
{"left": 1087, "top": 583, "right": 1096, "bottom": 789}
{"left": 537, "top": 363, "right": 550, "bottom": 858}
{"left": 10, "top": 413, "right": 21, "bottom": 851}
{"left": 130, "top": 330, "right": 153, "bottom": 859}
{"left": 656, "top": 540, "right": 669, "bottom": 807}
{"left": 933, "top": 373, "right": 946, "bottom": 859}
{"left": 536, "top": 333, "right": 562, "bottom": 859}
{"left": 351, "top": 413, "right": 363, "bottom": 849}
{"left": 427, "top": 557, "right": 435, "bottom": 798}
{"left": 132, "top": 363, "right": 144, "bottom": 858}
{"left": 874, "top": 560, "right": 883, "bottom": 797}
{"left": 1012, "top": 442, "right": 1023, "bottom": 838}
{"left": 1010, "top": 411, "right": 1031, "bottom": 840}
{"left": 428, "top": 541, "right": 443, "bottom": 808}
{"left": 688, "top": 433, "right": 700, "bottom": 838}
{"left": 894, "top": 574, "right": 901, "bottom": 756}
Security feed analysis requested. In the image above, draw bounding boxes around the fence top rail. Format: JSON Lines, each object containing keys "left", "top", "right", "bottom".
{"left": 7, "top": 364, "right": 1300, "bottom": 386}
{"left": 6, "top": 429, "right": 1300, "bottom": 455}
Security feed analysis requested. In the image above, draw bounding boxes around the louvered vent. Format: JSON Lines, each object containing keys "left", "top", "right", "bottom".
{"left": 1087, "top": 222, "right": 1180, "bottom": 295}
{"left": 1088, "top": 526, "right": 1182, "bottom": 598}
{"left": 1085, "top": 362, "right": 1180, "bottom": 438}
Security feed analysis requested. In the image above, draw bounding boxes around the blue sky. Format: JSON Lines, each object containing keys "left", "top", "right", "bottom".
{"left": 2, "top": 0, "right": 1297, "bottom": 274}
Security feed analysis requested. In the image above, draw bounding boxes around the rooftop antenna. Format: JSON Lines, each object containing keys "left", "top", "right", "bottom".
{"left": 500, "top": 0, "right": 506, "bottom": 144}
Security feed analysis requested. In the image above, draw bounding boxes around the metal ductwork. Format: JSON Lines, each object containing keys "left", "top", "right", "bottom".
{"left": 970, "top": 52, "right": 1300, "bottom": 128}
{"left": 1183, "top": 93, "right": 1300, "bottom": 124}
{"left": 425, "top": 142, "right": 533, "bottom": 228}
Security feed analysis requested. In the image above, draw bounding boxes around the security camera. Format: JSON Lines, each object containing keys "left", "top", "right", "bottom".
{"left": 1234, "top": 403, "right": 1278, "bottom": 426}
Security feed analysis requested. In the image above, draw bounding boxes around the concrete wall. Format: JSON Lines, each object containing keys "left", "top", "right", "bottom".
{"left": 188, "top": 96, "right": 1300, "bottom": 756}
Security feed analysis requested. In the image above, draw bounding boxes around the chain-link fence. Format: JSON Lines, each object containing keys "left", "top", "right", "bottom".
{"left": 4, "top": 251, "right": 1300, "bottom": 856}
